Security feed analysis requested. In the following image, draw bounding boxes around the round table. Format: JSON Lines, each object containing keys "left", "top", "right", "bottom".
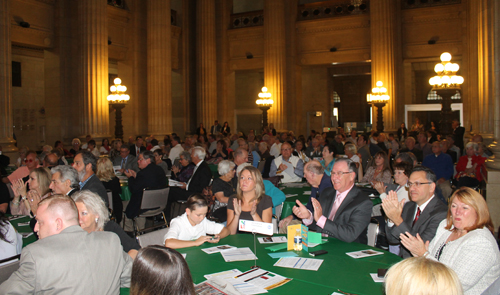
{"left": 120, "top": 234, "right": 400, "bottom": 295}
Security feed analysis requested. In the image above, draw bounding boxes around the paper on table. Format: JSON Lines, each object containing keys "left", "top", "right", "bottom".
{"left": 195, "top": 278, "right": 246, "bottom": 295}
{"left": 273, "top": 257, "right": 323, "bottom": 271}
{"left": 346, "top": 249, "right": 384, "bottom": 259}
{"left": 221, "top": 247, "right": 257, "bottom": 262}
{"left": 202, "top": 245, "right": 236, "bottom": 254}
{"left": 236, "top": 269, "right": 291, "bottom": 291}
{"left": 268, "top": 252, "right": 298, "bottom": 259}
{"left": 370, "top": 273, "right": 385, "bottom": 283}
{"left": 181, "top": 253, "right": 187, "bottom": 259}
{"left": 303, "top": 191, "right": 312, "bottom": 195}
{"left": 17, "top": 222, "right": 30, "bottom": 226}
{"left": 285, "top": 194, "right": 298, "bottom": 198}
{"left": 258, "top": 236, "right": 287, "bottom": 244}
{"left": 21, "top": 232, "right": 33, "bottom": 238}
{"left": 7, "top": 215, "right": 26, "bottom": 221}
{"left": 204, "top": 269, "right": 266, "bottom": 295}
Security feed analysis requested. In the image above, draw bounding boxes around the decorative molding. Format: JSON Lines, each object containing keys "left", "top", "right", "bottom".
{"left": 298, "top": 0, "right": 369, "bottom": 21}
{"left": 230, "top": 10, "right": 264, "bottom": 29}
{"left": 296, "top": 16, "right": 369, "bottom": 34}
{"left": 401, "top": 0, "right": 461, "bottom": 10}
{"left": 35, "top": 0, "right": 55, "bottom": 5}
{"left": 12, "top": 45, "right": 44, "bottom": 58}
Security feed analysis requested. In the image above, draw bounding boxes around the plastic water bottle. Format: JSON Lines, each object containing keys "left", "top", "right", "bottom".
{"left": 294, "top": 229, "right": 302, "bottom": 251}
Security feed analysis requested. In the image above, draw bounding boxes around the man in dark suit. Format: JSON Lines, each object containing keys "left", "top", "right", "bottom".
{"left": 399, "top": 136, "right": 423, "bottom": 162}
{"left": 452, "top": 119, "right": 465, "bottom": 153}
{"left": 0, "top": 145, "right": 10, "bottom": 176}
{"left": 0, "top": 195, "right": 132, "bottom": 294}
{"left": 210, "top": 120, "right": 221, "bottom": 135}
{"left": 165, "top": 146, "right": 212, "bottom": 221}
{"left": 383, "top": 166, "right": 448, "bottom": 258}
{"left": 130, "top": 136, "right": 146, "bottom": 157}
{"left": 72, "top": 151, "right": 108, "bottom": 207}
{"left": 293, "top": 159, "right": 372, "bottom": 244}
{"left": 124, "top": 151, "right": 166, "bottom": 223}
{"left": 113, "top": 145, "right": 139, "bottom": 173}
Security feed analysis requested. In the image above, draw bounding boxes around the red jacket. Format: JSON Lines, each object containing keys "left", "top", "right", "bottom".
{"left": 455, "top": 155, "right": 486, "bottom": 181}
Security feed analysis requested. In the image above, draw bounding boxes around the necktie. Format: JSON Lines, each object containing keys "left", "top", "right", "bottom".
{"left": 121, "top": 158, "right": 126, "bottom": 169}
{"left": 413, "top": 208, "right": 421, "bottom": 227}
{"left": 328, "top": 193, "right": 343, "bottom": 221}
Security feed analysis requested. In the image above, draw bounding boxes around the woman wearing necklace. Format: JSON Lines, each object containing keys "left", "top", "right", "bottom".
{"left": 400, "top": 187, "right": 500, "bottom": 295}
{"left": 226, "top": 166, "right": 273, "bottom": 234}
{"left": 361, "top": 151, "right": 392, "bottom": 184}
{"left": 320, "top": 143, "right": 335, "bottom": 176}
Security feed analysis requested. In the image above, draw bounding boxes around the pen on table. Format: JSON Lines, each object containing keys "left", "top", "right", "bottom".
{"left": 244, "top": 271, "right": 268, "bottom": 282}
{"left": 234, "top": 267, "right": 260, "bottom": 278}
{"left": 337, "top": 289, "right": 357, "bottom": 295}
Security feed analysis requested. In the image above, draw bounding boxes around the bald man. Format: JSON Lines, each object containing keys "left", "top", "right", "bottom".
{"left": 0, "top": 195, "right": 132, "bottom": 294}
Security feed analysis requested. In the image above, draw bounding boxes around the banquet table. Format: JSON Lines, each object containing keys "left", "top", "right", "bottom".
{"left": 120, "top": 234, "right": 401, "bottom": 295}
{"left": 9, "top": 215, "right": 37, "bottom": 247}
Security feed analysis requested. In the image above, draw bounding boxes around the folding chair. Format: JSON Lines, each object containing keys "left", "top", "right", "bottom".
{"left": 272, "top": 202, "right": 284, "bottom": 234}
{"left": 367, "top": 218, "right": 379, "bottom": 247}
{"left": 136, "top": 227, "right": 170, "bottom": 247}
{"left": 0, "top": 255, "right": 20, "bottom": 284}
{"left": 132, "top": 187, "right": 170, "bottom": 236}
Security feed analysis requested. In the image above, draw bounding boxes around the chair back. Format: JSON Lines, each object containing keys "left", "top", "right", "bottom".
{"left": 482, "top": 275, "right": 500, "bottom": 295}
{"left": 106, "top": 191, "right": 113, "bottom": 211}
{"left": 272, "top": 202, "right": 284, "bottom": 234}
{"left": 367, "top": 218, "right": 379, "bottom": 247}
{"left": 257, "top": 160, "right": 266, "bottom": 173}
{"left": 137, "top": 227, "right": 170, "bottom": 247}
{"left": 263, "top": 175, "right": 283, "bottom": 188}
{"left": 0, "top": 255, "right": 20, "bottom": 284}
{"left": 139, "top": 187, "right": 170, "bottom": 217}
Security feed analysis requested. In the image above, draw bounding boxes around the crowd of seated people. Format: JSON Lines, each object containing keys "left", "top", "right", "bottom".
{"left": 1, "top": 119, "right": 499, "bottom": 294}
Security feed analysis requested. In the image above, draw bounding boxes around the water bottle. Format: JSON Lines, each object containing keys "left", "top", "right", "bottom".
{"left": 294, "top": 229, "right": 302, "bottom": 251}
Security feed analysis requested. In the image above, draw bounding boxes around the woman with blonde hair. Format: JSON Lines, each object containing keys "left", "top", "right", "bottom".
{"left": 400, "top": 187, "right": 500, "bottom": 294}
{"left": 96, "top": 157, "right": 123, "bottom": 223}
{"left": 385, "top": 257, "right": 463, "bottom": 295}
{"left": 73, "top": 190, "right": 140, "bottom": 259}
{"left": 226, "top": 166, "right": 272, "bottom": 234}
{"left": 11, "top": 167, "right": 52, "bottom": 216}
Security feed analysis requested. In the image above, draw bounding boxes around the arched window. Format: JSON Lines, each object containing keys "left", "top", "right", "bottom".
{"left": 427, "top": 89, "right": 461, "bottom": 101}
{"left": 333, "top": 91, "right": 341, "bottom": 103}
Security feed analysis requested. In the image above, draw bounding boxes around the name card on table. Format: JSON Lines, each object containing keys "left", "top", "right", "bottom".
{"left": 238, "top": 220, "right": 273, "bottom": 236}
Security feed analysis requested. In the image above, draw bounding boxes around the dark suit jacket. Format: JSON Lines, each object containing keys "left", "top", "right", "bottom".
{"left": 129, "top": 145, "right": 146, "bottom": 157}
{"left": 196, "top": 127, "right": 207, "bottom": 136}
{"left": 308, "top": 186, "right": 372, "bottom": 244}
{"left": 453, "top": 126, "right": 465, "bottom": 151}
{"left": 0, "top": 225, "right": 132, "bottom": 294}
{"left": 80, "top": 175, "right": 108, "bottom": 207}
{"left": 385, "top": 196, "right": 448, "bottom": 258}
{"left": 112, "top": 155, "right": 139, "bottom": 172}
{"left": 186, "top": 161, "right": 212, "bottom": 193}
{"left": 125, "top": 163, "right": 166, "bottom": 218}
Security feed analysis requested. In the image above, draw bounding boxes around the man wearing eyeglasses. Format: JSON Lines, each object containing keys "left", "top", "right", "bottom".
{"left": 382, "top": 166, "right": 448, "bottom": 258}
{"left": 293, "top": 158, "right": 372, "bottom": 244}
{"left": 270, "top": 142, "right": 304, "bottom": 183}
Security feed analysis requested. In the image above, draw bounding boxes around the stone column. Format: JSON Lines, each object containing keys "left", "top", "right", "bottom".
{"left": 370, "top": 0, "right": 397, "bottom": 131}
{"left": 147, "top": 0, "right": 172, "bottom": 136}
{"left": 485, "top": 0, "right": 500, "bottom": 228}
{"left": 0, "top": 0, "right": 16, "bottom": 157}
{"left": 196, "top": 0, "right": 218, "bottom": 127}
{"left": 78, "top": 0, "right": 110, "bottom": 139}
{"left": 264, "top": 0, "right": 287, "bottom": 131}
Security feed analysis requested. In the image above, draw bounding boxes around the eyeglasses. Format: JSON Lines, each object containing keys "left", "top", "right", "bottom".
{"left": 24, "top": 158, "right": 35, "bottom": 163}
{"left": 331, "top": 171, "right": 353, "bottom": 177}
{"left": 407, "top": 181, "right": 432, "bottom": 188}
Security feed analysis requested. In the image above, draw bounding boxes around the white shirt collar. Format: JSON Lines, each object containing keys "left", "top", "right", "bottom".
{"left": 418, "top": 194, "right": 435, "bottom": 212}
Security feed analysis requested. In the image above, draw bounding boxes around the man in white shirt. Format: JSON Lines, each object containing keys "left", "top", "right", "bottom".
{"left": 269, "top": 137, "right": 282, "bottom": 158}
{"left": 168, "top": 135, "right": 184, "bottom": 164}
{"left": 269, "top": 142, "right": 304, "bottom": 183}
{"left": 382, "top": 166, "right": 448, "bottom": 258}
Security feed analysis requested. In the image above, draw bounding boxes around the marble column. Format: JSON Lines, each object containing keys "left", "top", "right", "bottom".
{"left": 147, "top": 0, "right": 172, "bottom": 136}
{"left": 78, "top": 0, "right": 110, "bottom": 139}
{"left": 370, "top": 0, "right": 397, "bottom": 131}
{"left": 264, "top": 0, "right": 287, "bottom": 131}
{"left": 196, "top": 0, "right": 218, "bottom": 127}
{"left": 485, "top": 0, "right": 500, "bottom": 228}
{"left": 0, "top": 0, "right": 16, "bottom": 157}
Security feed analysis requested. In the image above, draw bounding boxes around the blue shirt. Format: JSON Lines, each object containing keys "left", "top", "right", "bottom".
{"left": 422, "top": 153, "right": 454, "bottom": 180}
{"left": 79, "top": 174, "right": 94, "bottom": 190}
{"left": 263, "top": 180, "right": 286, "bottom": 215}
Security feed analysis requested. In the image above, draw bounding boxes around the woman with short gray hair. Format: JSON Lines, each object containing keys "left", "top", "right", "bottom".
{"left": 455, "top": 141, "right": 486, "bottom": 188}
{"left": 210, "top": 160, "right": 236, "bottom": 223}
{"left": 73, "top": 190, "right": 140, "bottom": 259}
{"left": 171, "top": 151, "right": 195, "bottom": 183}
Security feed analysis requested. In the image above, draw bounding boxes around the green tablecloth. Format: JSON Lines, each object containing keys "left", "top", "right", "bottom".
{"left": 10, "top": 215, "right": 37, "bottom": 247}
{"left": 122, "top": 234, "right": 401, "bottom": 295}
{"left": 280, "top": 183, "right": 382, "bottom": 220}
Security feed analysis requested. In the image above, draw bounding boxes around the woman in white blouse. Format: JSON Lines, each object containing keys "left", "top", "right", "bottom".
{"left": 400, "top": 187, "right": 500, "bottom": 295}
